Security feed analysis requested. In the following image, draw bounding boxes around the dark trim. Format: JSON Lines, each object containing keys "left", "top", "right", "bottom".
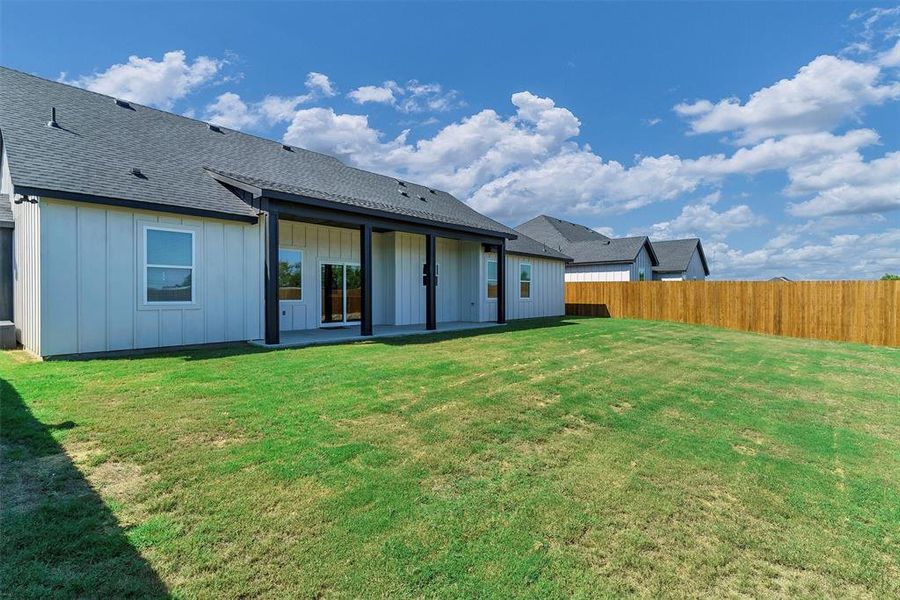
{"left": 360, "top": 223, "right": 373, "bottom": 336}
{"left": 643, "top": 238, "right": 660, "bottom": 266}
{"left": 264, "top": 190, "right": 515, "bottom": 240}
{"left": 695, "top": 240, "right": 711, "bottom": 276}
{"left": 13, "top": 185, "right": 259, "bottom": 224}
{"left": 205, "top": 170, "right": 263, "bottom": 199}
{"left": 270, "top": 198, "right": 507, "bottom": 244}
{"left": 264, "top": 207, "right": 280, "bottom": 345}
{"left": 497, "top": 239, "right": 506, "bottom": 324}
{"left": 425, "top": 233, "right": 437, "bottom": 331}
{"left": 507, "top": 250, "right": 570, "bottom": 262}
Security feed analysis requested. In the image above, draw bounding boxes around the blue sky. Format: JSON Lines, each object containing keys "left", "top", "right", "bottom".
{"left": 2, "top": 1, "right": 898, "bottom": 279}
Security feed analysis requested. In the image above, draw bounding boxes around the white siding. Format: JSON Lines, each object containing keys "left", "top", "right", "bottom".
{"left": 565, "top": 263, "right": 632, "bottom": 282}
{"left": 38, "top": 199, "right": 264, "bottom": 357}
{"left": 480, "top": 252, "right": 566, "bottom": 322}
{"left": 7, "top": 151, "right": 42, "bottom": 354}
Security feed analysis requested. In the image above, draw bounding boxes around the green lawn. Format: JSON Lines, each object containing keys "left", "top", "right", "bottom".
{"left": 2, "top": 318, "right": 898, "bottom": 598}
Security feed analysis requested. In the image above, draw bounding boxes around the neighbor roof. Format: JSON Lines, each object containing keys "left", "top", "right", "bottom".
{"left": 515, "top": 214, "right": 611, "bottom": 251}
{"left": 0, "top": 194, "right": 12, "bottom": 227}
{"left": 505, "top": 231, "right": 571, "bottom": 261}
{"left": 0, "top": 67, "right": 515, "bottom": 239}
{"left": 651, "top": 239, "right": 710, "bottom": 275}
{"left": 515, "top": 215, "right": 657, "bottom": 265}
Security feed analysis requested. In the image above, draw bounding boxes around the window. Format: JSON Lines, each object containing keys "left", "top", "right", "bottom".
{"left": 145, "top": 227, "right": 194, "bottom": 303}
{"left": 520, "top": 263, "right": 532, "bottom": 299}
{"left": 486, "top": 259, "right": 498, "bottom": 299}
{"left": 278, "top": 248, "right": 303, "bottom": 300}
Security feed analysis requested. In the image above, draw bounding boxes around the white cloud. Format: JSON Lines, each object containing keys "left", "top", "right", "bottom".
{"left": 592, "top": 226, "right": 616, "bottom": 237}
{"left": 709, "top": 228, "right": 900, "bottom": 280}
{"left": 675, "top": 55, "right": 900, "bottom": 143}
{"left": 786, "top": 151, "right": 900, "bottom": 216}
{"left": 348, "top": 82, "right": 399, "bottom": 105}
{"left": 347, "top": 79, "right": 462, "bottom": 112}
{"left": 305, "top": 72, "right": 336, "bottom": 97}
{"left": 59, "top": 50, "right": 223, "bottom": 109}
{"left": 878, "top": 39, "right": 900, "bottom": 67}
{"left": 640, "top": 196, "right": 766, "bottom": 241}
{"left": 203, "top": 71, "right": 336, "bottom": 129}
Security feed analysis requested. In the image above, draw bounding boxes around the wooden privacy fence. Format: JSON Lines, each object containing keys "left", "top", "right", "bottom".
{"left": 565, "top": 281, "right": 900, "bottom": 347}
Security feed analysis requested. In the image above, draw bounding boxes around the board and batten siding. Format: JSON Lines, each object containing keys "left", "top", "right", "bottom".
{"left": 564, "top": 246, "right": 652, "bottom": 282}
{"left": 480, "top": 252, "right": 566, "bottom": 322}
{"left": 4, "top": 148, "right": 43, "bottom": 354}
{"left": 653, "top": 248, "right": 707, "bottom": 281}
{"left": 38, "top": 198, "right": 264, "bottom": 357}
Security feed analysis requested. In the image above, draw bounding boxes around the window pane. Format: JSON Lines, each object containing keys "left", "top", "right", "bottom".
{"left": 147, "top": 267, "right": 192, "bottom": 302}
{"left": 147, "top": 229, "right": 192, "bottom": 266}
{"left": 487, "top": 260, "right": 497, "bottom": 280}
{"left": 520, "top": 264, "right": 531, "bottom": 282}
{"left": 487, "top": 282, "right": 498, "bottom": 299}
{"left": 345, "top": 265, "right": 362, "bottom": 322}
{"left": 278, "top": 249, "right": 302, "bottom": 301}
{"left": 520, "top": 281, "right": 531, "bottom": 298}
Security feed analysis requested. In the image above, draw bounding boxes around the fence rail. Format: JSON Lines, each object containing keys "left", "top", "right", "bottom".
{"left": 565, "top": 281, "right": 900, "bottom": 347}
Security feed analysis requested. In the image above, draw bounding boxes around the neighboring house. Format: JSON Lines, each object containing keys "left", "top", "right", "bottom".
{"left": 515, "top": 215, "right": 658, "bottom": 282}
{"left": 650, "top": 239, "right": 709, "bottom": 281}
{"left": 769, "top": 276, "right": 792, "bottom": 282}
{"left": 0, "top": 67, "right": 570, "bottom": 358}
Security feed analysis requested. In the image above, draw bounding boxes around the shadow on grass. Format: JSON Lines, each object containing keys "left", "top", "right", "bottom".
{"left": 0, "top": 378, "right": 168, "bottom": 598}
{"left": 60, "top": 316, "right": 583, "bottom": 363}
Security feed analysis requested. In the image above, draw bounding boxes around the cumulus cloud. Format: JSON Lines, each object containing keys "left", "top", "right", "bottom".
{"left": 203, "top": 71, "right": 337, "bottom": 129}
{"left": 346, "top": 79, "right": 462, "bottom": 112}
{"left": 638, "top": 192, "right": 766, "bottom": 241}
{"left": 59, "top": 50, "right": 223, "bottom": 109}
{"left": 674, "top": 55, "right": 900, "bottom": 143}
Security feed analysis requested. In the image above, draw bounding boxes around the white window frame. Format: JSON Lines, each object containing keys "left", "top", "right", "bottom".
{"left": 486, "top": 258, "right": 498, "bottom": 301}
{"left": 278, "top": 247, "right": 304, "bottom": 303}
{"left": 142, "top": 224, "right": 196, "bottom": 306}
{"left": 519, "top": 262, "right": 532, "bottom": 300}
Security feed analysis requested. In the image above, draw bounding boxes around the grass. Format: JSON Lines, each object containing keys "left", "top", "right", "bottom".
{"left": 1, "top": 317, "right": 898, "bottom": 598}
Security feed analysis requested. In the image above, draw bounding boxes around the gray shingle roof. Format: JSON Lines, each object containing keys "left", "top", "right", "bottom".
{"left": 650, "top": 238, "right": 709, "bottom": 275}
{"left": 0, "top": 67, "right": 514, "bottom": 238}
{"left": 515, "top": 214, "right": 610, "bottom": 251}
{"left": 505, "top": 231, "right": 571, "bottom": 261}
{"left": 515, "top": 215, "right": 656, "bottom": 265}
{"left": 0, "top": 194, "right": 12, "bottom": 226}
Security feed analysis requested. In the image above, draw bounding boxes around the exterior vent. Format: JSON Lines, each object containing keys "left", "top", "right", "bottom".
{"left": 131, "top": 167, "right": 146, "bottom": 178}
{"left": 428, "top": 188, "right": 436, "bottom": 194}
{"left": 400, "top": 191, "right": 409, "bottom": 197}
{"left": 397, "top": 180, "right": 406, "bottom": 187}
{"left": 418, "top": 195, "right": 426, "bottom": 202}
{"left": 114, "top": 98, "right": 133, "bottom": 109}
{"left": 282, "top": 144, "right": 293, "bottom": 152}
{"left": 47, "top": 107, "right": 60, "bottom": 128}
{"left": 208, "top": 123, "right": 223, "bottom": 133}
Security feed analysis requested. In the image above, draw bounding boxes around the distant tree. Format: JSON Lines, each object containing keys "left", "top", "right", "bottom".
{"left": 880, "top": 273, "right": 900, "bottom": 281}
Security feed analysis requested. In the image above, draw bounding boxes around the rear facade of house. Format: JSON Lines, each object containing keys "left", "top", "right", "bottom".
{"left": 0, "top": 68, "right": 569, "bottom": 358}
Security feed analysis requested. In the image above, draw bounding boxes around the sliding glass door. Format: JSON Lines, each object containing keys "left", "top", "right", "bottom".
{"left": 320, "top": 262, "right": 361, "bottom": 326}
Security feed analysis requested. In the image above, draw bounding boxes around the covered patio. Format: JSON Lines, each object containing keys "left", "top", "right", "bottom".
{"left": 251, "top": 321, "right": 504, "bottom": 349}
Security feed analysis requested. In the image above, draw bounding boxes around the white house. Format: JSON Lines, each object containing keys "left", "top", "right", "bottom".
{"left": 0, "top": 67, "right": 570, "bottom": 358}
{"left": 515, "top": 215, "right": 658, "bottom": 282}
{"left": 650, "top": 239, "right": 709, "bottom": 281}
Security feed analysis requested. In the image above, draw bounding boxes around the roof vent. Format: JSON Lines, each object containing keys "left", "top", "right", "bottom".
{"left": 282, "top": 144, "right": 293, "bottom": 152}
{"left": 400, "top": 191, "right": 409, "bottom": 197}
{"left": 397, "top": 180, "right": 406, "bottom": 187}
{"left": 208, "top": 123, "right": 223, "bottom": 133}
{"left": 47, "top": 107, "right": 60, "bottom": 128}
{"left": 428, "top": 188, "right": 436, "bottom": 194}
{"left": 114, "top": 98, "right": 133, "bottom": 109}
{"left": 131, "top": 167, "right": 146, "bottom": 179}
{"left": 418, "top": 195, "right": 427, "bottom": 202}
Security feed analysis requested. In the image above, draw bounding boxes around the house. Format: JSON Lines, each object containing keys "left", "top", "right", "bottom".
{"left": 0, "top": 67, "right": 570, "bottom": 358}
{"left": 515, "top": 215, "right": 658, "bottom": 282}
{"left": 650, "top": 239, "right": 709, "bottom": 281}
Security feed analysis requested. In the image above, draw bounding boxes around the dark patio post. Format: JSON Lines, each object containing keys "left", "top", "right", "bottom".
{"left": 264, "top": 206, "right": 281, "bottom": 345}
{"left": 360, "top": 223, "right": 373, "bottom": 336}
{"left": 497, "top": 238, "right": 506, "bottom": 324}
{"left": 425, "top": 233, "right": 437, "bottom": 330}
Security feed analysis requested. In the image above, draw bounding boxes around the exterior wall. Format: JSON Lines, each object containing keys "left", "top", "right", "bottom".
{"left": 565, "top": 263, "right": 632, "bottom": 282}
{"left": 39, "top": 199, "right": 263, "bottom": 357}
{"left": 4, "top": 148, "right": 43, "bottom": 355}
{"left": 632, "top": 246, "right": 653, "bottom": 281}
{"left": 480, "top": 251, "right": 566, "bottom": 322}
